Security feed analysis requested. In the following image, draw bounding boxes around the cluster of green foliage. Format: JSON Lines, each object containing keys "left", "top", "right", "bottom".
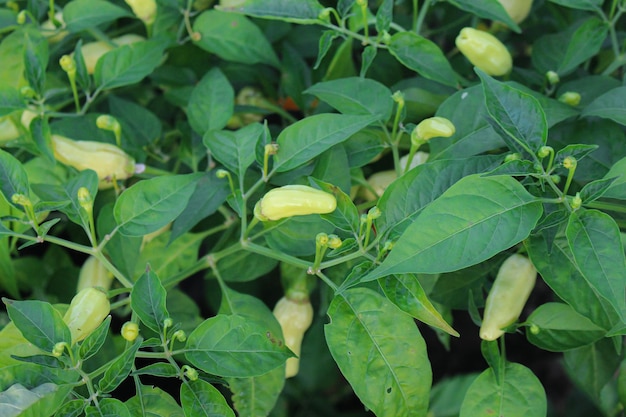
{"left": 1, "top": 0, "right": 626, "bottom": 416}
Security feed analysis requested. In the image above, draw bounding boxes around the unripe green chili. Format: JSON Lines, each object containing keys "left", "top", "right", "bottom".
{"left": 273, "top": 295, "right": 314, "bottom": 378}
{"left": 455, "top": 27, "right": 512, "bottom": 76}
{"left": 479, "top": 254, "right": 537, "bottom": 341}
{"left": 254, "top": 185, "right": 337, "bottom": 221}
{"left": 63, "top": 287, "right": 111, "bottom": 343}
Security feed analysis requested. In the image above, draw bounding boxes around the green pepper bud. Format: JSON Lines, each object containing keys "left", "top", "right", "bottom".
{"left": 456, "top": 27, "right": 512, "bottom": 76}
{"left": 479, "top": 254, "right": 536, "bottom": 341}
{"left": 254, "top": 185, "right": 337, "bottom": 221}
{"left": 51, "top": 134, "right": 136, "bottom": 189}
{"left": 273, "top": 296, "right": 314, "bottom": 378}
{"left": 63, "top": 287, "right": 111, "bottom": 343}
{"left": 121, "top": 321, "right": 140, "bottom": 342}
{"left": 558, "top": 91, "right": 581, "bottom": 106}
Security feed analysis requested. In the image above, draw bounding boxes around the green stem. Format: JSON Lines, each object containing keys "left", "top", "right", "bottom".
{"left": 414, "top": 0, "right": 431, "bottom": 34}
{"left": 316, "top": 270, "right": 338, "bottom": 293}
{"left": 586, "top": 200, "right": 626, "bottom": 214}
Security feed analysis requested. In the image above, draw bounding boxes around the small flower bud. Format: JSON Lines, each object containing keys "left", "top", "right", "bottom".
{"left": 537, "top": 146, "right": 553, "bottom": 159}
{"left": 52, "top": 342, "right": 67, "bottom": 357}
{"left": 367, "top": 206, "right": 381, "bottom": 220}
{"left": 327, "top": 234, "right": 342, "bottom": 249}
{"left": 504, "top": 153, "right": 521, "bottom": 162}
{"left": 215, "top": 169, "right": 229, "bottom": 179}
{"left": 121, "top": 322, "right": 140, "bottom": 342}
{"left": 173, "top": 329, "right": 187, "bottom": 342}
{"left": 163, "top": 317, "right": 174, "bottom": 329}
{"left": 391, "top": 90, "right": 405, "bottom": 106}
{"left": 529, "top": 324, "right": 540, "bottom": 335}
{"left": 558, "top": 91, "right": 581, "bottom": 106}
{"left": 551, "top": 174, "right": 561, "bottom": 184}
{"left": 11, "top": 193, "right": 31, "bottom": 207}
{"left": 563, "top": 156, "right": 577, "bottom": 170}
{"left": 77, "top": 187, "right": 93, "bottom": 213}
{"left": 316, "top": 232, "right": 329, "bottom": 247}
{"left": 571, "top": 192, "right": 582, "bottom": 210}
{"left": 546, "top": 71, "right": 560, "bottom": 85}
{"left": 17, "top": 10, "right": 26, "bottom": 24}
{"left": 59, "top": 55, "right": 76, "bottom": 76}
{"left": 264, "top": 143, "right": 279, "bottom": 155}
{"left": 182, "top": 365, "right": 199, "bottom": 381}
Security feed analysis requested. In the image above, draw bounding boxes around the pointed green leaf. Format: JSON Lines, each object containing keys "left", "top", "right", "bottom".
{"left": 460, "top": 362, "right": 546, "bottom": 417}
{"left": 181, "top": 379, "right": 235, "bottom": 417}
{"left": 63, "top": 0, "right": 131, "bottom": 33}
{"left": 305, "top": 77, "right": 393, "bottom": 121}
{"left": 216, "top": 0, "right": 325, "bottom": 24}
{"left": 477, "top": 69, "right": 547, "bottom": 155}
{"left": 582, "top": 86, "right": 626, "bottom": 126}
{"left": 94, "top": 40, "right": 167, "bottom": 90}
{"left": 98, "top": 338, "right": 142, "bottom": 394}
{"left": 388, "top": 32, "right": 457, "bottom": 87}
{"left": 325, "top": 288, "right": 432, "bottom": 417}
{"left": 204, "top": 123, "right": 262, "bottom": 179}
{"left": 0, "top": 382, "right": 73, "bottom": 417}
{"left": 78, "top": 315, "right": 111, "bottom": 361}
{"left": 531, "top": 17, "right": 608, "bottom": 76}
{"left": 364, "top": 175, "right": 542, "bottom": 281}
{"left": 446, "top": 0, "right": 520, "bottom": 32}
{"left": 602, "top": 156, "right": 626, "bottom": 199}
{"left": 0, "top": 87, "right": 25, "bottom": 117}
{"left": 131, "top": 269, "right": 169, "bottom": 334}
{"left": 185, "top": 314, "right": 293, "bottom": 378}
{"left": 526, "top": 302, "right": 605, "bottom": 352}
{"left": 381, "top": 274, "right": 459, "bottom": 337}
{"left": 526, "top": 231, "right": 619, "bottom": 331}
{"left": 192, "top": 10, "right": 279, "bottom": 67}
{"left": 273, "top": 113, "right": 376, "bottom": 172}
{"left": 114, "top": 173, "right": 200, "bottom": 236}
{"left": 3, "top": 299, "right": 71, "bottom": 352}
{"left": 86, "top": 398, "right": 131, "bottom": 417}
{"left": 188, "top": 68, "right": 234, "bottom": 136}
{"left": 566, "top": 209, "right": 626, "bottom": 322}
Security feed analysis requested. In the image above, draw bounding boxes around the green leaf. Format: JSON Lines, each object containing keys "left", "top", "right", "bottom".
{"left": 376, "top": 155, "right": 500, "bottom": 237}
{"left": 136, "top": 231, "right": 204, "bottom": 282}
{"left": 53, "top": 399, "right": 85, "bottom": 417}
{"left": 531, "top": 17, "right": 608, "bottom": 76}
{"left": 0, "top": 87, "right": 25, "bottom": 117}
{"left": 3, "top": 299, "right": 71, "bottom": 352}
{"left": 219, "top": 287, "right": 286, "bottom": 417}
{"left": 114, "top": 173, "right": 200, "bottom": 236}
{"left": 97, "top": 203, "right": 142, "bottom": 279}
{"left": 446, "top": 0, "right": 520, "bottom": 32}
{"left": 185, "top": 314, "right": 293, "bottom": 377}
{"left": 365, "top": 174, "right": 542, "bottom": 280}
{"left": 78, "top": 315, "right": 111, "bottom": 361}
{"left": 310, "top": 177, "right": 360, "bottom": 235}
{"left": 430, "top": 374, "right": 480, "bottom": 417}
{"left": 214, "top": 249, "right": 278, "bottom": 283}
{"left": 188, "top": 68, "right": 234, "bottom": 136}
{"left": 227, "top": 367, "right": 284, "bottom": 417}
{"left": 564, "top": 338, "right": 621, "bottom": 401}
{"left": 180, "top": 379, "right": 235, "bottom": 417}
{"left": 375, "top": 0, "right": 393, "bottom": 33}
{"left": 305, "top": 77, "right": 394, "bottom": 121}
{"left": 170, "top": 172, "right": 230, "bottom": 242}
{"left": 459, "top": 362, "right": 547, "bottom": 417}
{"left": 62, "top": 0, "right": 131, "bottom": 33}
{"left": 547, "top": 0, "right": 603, "bottom": 12}
{"left": 94, "top": 40, "right": 167, "bottom": 90}
{"left": 554, "top": 143, "right": 599, "bottom": 165}
{"left": 526, "top": 302, "right": 605, "bottom": 352}
{"left": 0, "top": 382, "right": 73, "bottom": 417}
{"left": 264, "top": 215, "right": 334, "bottom": 256}
{"left": 0, "top": 149, "right": 30, "bottom": 209}
{"left": 98, "top": 338, "right": 142, "bottom": 393}
{"left": 108, "top": 96, "right": 162, "bottom": 148}
{"left": 582, "top": 86, "right": 626, "bottom": 126}
{"left": 380, "top": 274, "right": 459, "bottom": 337}
{"left": 192, "top": 10, "right": 279, "bottom": 67}
{"left": 566, "top": 209, "right": 626, "bottom": 323}
{"left": 131, "top": 269, "right": 169, "bottom": 334}
{"left": 132, "top": 363, "right": 179, "bottom": 378}
{"left": 602, "top": 156, "right": 626, "bottom": 199}
{"left": 86, "top": 398, "right": 131, "bottom": 417}
{"left": 525, "top": 231, "right": 619, "bottom": 331}
{"left": 23, "top": 32, "right": 48, "bottom": 96}
{"left": 273, "top": 113, "right": 377, "bottom": 172}
{"left": 0, "top": 237, "right": 18, "bottom": 298}
{"left": 388, "top": 32, "right": 458, "bottom": 87}
{"left": 325, "top": 287, "right": 432, "bottom": 417}
{"left": 311, "top": 145, "right": 351, "bottom": 194}
{"left": 126, "top": 385, "right": 184, "bottom": 417}
{"left": 477, "top": 69, "right": 547, "bottom": 155}
{"left": 204, "top": 123, "right": 262, "bottom": 179}
{"left": 430, "top": 86, "right": 505, "bottom": 160}
{"left": 216, "top": 0, "right": 325, "bottom": 24}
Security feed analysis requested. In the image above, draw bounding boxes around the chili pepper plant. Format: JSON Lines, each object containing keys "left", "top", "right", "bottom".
{"left": 1, "top": 0, "right": 626, "bottom": 416}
